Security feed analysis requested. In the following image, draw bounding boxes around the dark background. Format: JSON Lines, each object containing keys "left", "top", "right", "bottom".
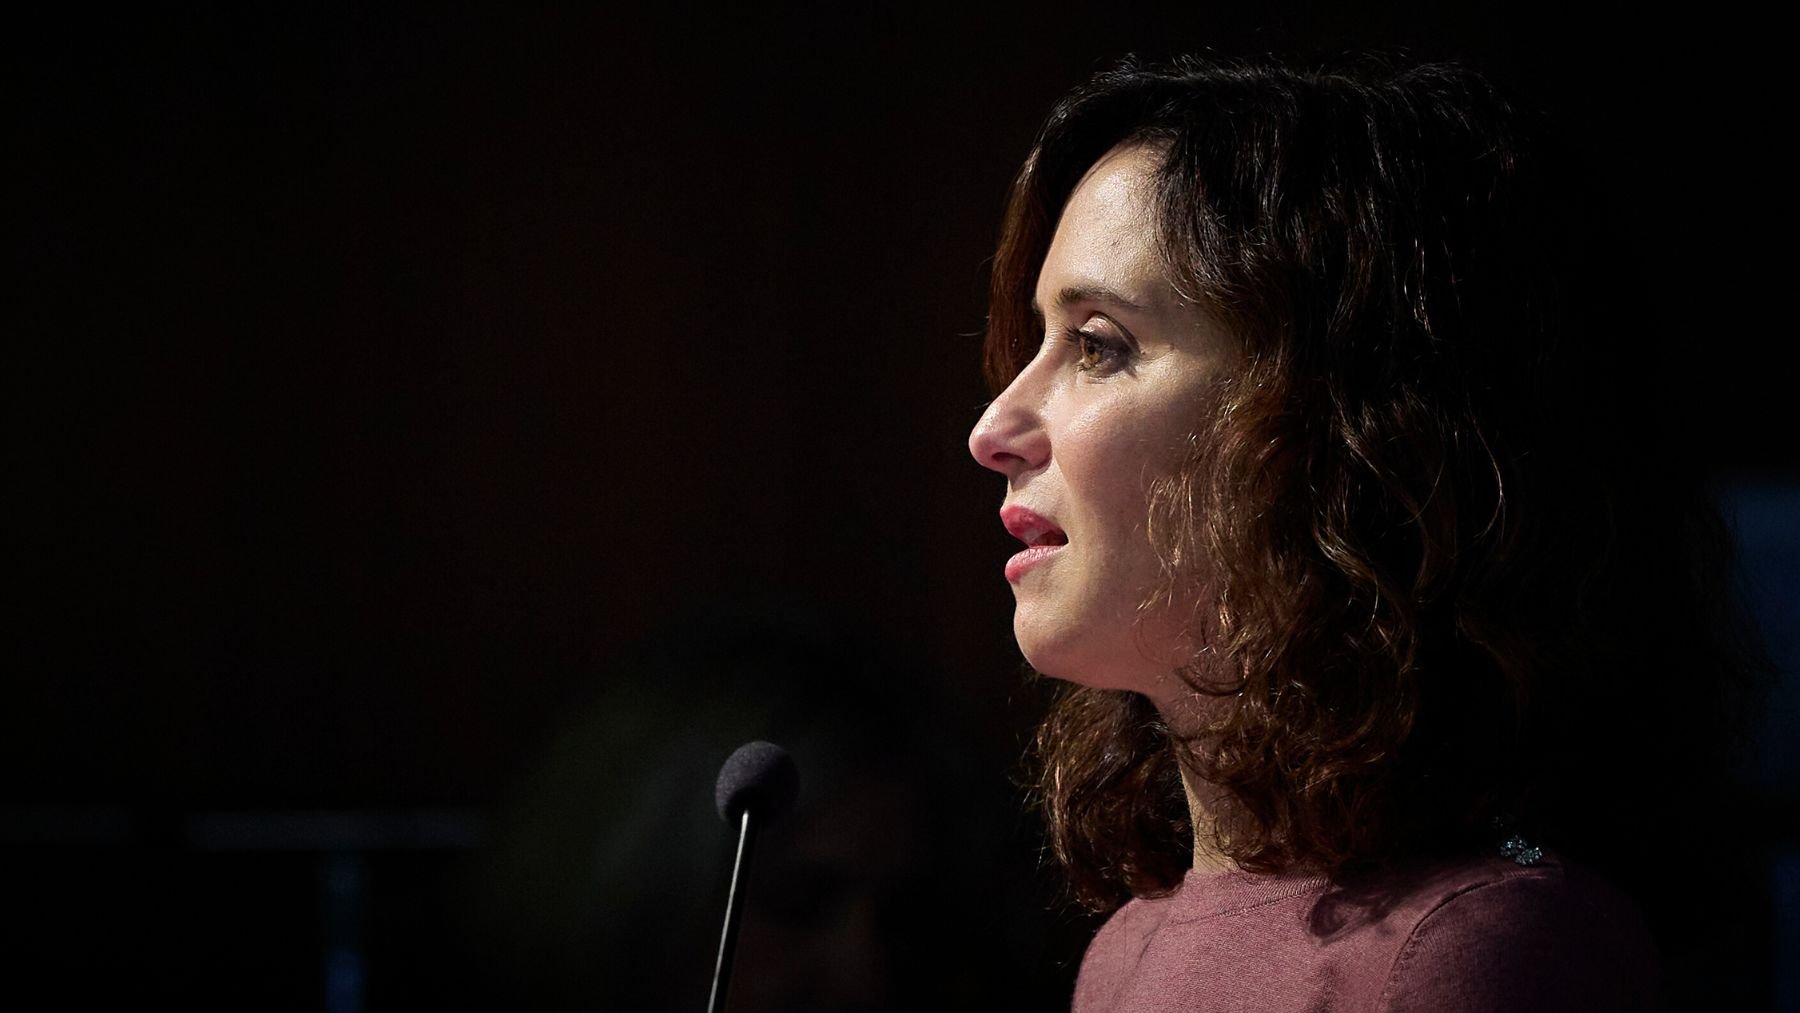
{"left": 9, "top": 4, "right": 1797, "bottom": 1010}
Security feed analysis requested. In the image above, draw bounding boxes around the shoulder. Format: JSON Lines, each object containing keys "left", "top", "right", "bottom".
{"left": 1376, "top": 853, "right": 1660, "bottom": 1012}
{"left": 1073, "top": 892, "right": 1181, "bottom": 1012}
{"left": 1077, "top": 893, "right": 1174, "bottom": 971}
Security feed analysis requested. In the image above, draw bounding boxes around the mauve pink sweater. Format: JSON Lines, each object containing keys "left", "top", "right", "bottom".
{"left": 1072, "top": 851, "right": 1659, "bottom": 1012}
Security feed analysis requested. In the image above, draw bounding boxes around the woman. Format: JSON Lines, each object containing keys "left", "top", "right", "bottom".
{"left": 968, "top": 55, "right": 1758, "bottom": 1011}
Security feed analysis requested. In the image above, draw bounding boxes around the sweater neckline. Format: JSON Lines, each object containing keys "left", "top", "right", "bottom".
{"left": 1161, "top": 864, "right": 1333, "bottom": 924}
{"left": 1159, "top": 847, "right": 1563, "bottom": 924}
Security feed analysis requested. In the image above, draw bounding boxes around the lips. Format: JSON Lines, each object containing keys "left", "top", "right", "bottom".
{"left": 1000, "top": 505, "right": 1067, "bottom": 547}
{"left": 999, "top": 505, "right": 1068, "bottom": 583}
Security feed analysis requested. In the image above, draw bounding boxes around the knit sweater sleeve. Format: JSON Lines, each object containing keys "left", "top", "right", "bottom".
{"left": 1377, "top": 870, "right": 1661, "bottom": 1012}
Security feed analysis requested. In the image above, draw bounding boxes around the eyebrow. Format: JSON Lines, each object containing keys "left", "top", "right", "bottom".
{"left": 1029, "top": 284, "right": 1147, "bottom": 321}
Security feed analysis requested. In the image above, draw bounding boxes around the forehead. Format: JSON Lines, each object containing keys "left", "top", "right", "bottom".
{"left": 1035, "top": 144, "right": 1164, "bottom": 311}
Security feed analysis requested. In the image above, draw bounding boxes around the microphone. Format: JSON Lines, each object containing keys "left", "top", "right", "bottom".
{"left": 707, "top": 741, "right": 799, "bottom": 1013}
{"left": 714, "top": 740, "right": 800, "bottom": 827}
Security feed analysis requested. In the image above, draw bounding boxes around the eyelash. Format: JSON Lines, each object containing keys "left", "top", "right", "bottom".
{"left": 1059, "top": 325, "right": 1131, "bottom": 375}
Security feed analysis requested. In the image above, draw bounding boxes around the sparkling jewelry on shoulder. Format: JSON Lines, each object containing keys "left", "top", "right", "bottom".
{"left": 1491, "top": 816, "right": 1544, "bottom": 866}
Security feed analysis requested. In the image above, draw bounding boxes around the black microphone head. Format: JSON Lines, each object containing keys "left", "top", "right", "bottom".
{"left": 714, "top": 740, "right": 799, "bottom": 825}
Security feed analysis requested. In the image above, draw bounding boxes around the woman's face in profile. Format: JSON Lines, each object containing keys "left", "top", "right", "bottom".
{"left": 969, "top": 144, "right": 1237, "bottom": 705}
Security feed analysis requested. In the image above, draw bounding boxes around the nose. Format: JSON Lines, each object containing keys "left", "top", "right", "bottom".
{"left": 968, "top": 374, "right": 1049, "bottom": 479}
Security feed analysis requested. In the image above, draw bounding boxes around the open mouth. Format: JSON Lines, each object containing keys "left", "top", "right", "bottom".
{"left": 1003, "top": 526, "right": 1066, "bottom": 583}
{"left": 1000, "top": 506, "right": 1067, "bottom": 583}
{"left": 1001, "top": 505, "right": 1066, "bottom": 549}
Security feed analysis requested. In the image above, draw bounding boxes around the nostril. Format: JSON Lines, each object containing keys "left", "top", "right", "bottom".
{"left": 969, "top": 421, "right": 1018, "bottom": 473}
{"left": 969, "top": 394, "right": 1047, "bottom": 475}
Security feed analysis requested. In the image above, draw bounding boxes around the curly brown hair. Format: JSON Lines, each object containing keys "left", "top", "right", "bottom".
{"left": 984, "top": 55, "right": 1762, "bottom": 916}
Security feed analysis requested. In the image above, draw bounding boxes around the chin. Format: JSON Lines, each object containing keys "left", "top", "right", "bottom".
{"left": 1016, "top": 633, "right": 1137, "bottom": 692}
{"left": 1016, "top": 615, "right": 1191, "bottom": 699}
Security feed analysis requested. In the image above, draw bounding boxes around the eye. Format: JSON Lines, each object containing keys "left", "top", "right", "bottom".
{"left": 1059, "top": 324, "right": 1132, "bottom": 376}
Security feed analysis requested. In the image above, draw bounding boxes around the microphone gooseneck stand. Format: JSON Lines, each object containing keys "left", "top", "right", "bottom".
{"left": 706, "top": 740, "right": 798, "bottom": 1013}
{"left": 707, "top": 808, "right": 756, "bottom": 1013}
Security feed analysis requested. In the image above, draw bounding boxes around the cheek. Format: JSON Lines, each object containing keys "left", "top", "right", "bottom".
{"left": 1061, "top": 392, "right": 1203, "bottom": 591}
{"left": 1062, "top": 401, "right": 1170, "bottom": 556}
{"left": 1062, "top": 402, "right": 1153, "bottom": 504}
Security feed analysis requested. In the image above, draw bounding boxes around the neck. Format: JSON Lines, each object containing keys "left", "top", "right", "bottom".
{"left": 1178, "top": 751, "right": 1237, "bottom": 875}
{"left": 1147, "top": 678, "right": 1239, "bottom": 875}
